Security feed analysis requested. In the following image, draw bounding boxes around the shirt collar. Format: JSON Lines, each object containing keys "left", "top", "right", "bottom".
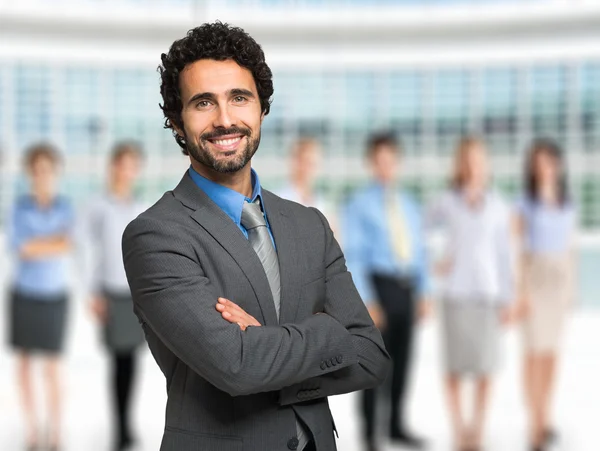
{"left": 188, "top": 166, "right": 263, "bottom": 226}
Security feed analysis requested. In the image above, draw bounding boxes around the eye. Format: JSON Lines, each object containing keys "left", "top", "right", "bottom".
{"left": 196, "top": 100, "right": 211, "bottom": 109}
{"left": 233, "top": 95, "right": 247, "bottom": 103}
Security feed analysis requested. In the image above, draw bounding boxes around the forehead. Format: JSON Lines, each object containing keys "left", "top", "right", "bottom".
{"left": 30, "top": 155, "right": 57, "bottom": 169}
{"left": 179, "top": 59, "right": 257, "bottom": 98}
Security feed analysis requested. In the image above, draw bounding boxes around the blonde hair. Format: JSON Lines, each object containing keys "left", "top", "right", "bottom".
{"left": 451, "top": 136, "right": 487, "bottom": 189}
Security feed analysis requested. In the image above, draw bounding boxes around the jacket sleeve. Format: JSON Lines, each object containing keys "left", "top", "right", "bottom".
{"left": 122, "top": 215, "right": 360, "bottom": 397}
{"left": 279, "top": 208, "right": 391, "bottom": 406}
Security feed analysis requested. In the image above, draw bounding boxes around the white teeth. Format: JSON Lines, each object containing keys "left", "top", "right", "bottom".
{"left": 213, "top": 137, "right": 242, "bottom": 146}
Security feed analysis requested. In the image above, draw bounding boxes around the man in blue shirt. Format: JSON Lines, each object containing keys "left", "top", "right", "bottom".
{"left": 344, "top": 133, "right": 430, "bottom": 451}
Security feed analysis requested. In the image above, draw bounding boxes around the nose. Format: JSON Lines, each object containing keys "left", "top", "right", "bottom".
{"left": 213, "top": 103, "right": 234, "bottom": 129}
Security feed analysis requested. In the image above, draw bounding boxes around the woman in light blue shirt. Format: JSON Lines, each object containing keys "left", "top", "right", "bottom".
{"left": 7, "top": 144, "right": 73, "bottom": 451}
{"left": 515, "top": 139, "right": 576, "bottom": 451}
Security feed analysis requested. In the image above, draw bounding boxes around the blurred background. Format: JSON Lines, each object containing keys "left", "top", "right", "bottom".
{"left": 1, "top": 0, "right": 599, "bottom": 450}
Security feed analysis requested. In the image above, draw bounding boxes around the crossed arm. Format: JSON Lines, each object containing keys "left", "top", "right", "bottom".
{"left": 122, "top": 210, "right": 390, "bottom": 400}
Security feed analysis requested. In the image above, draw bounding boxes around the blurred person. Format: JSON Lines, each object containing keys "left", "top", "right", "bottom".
{"left": 515, "top": 139, "right": 576, "bottom": 451}
{"left": 80, "top": 142, "right": 145, "bottom": 451}
{"left": 343, "top": 132, "right": 430, "bottom": 451}
{"left": 7, "top": 143, "right": 74, "bottom": 451}
{"left": 121, "top": 22, "right": 390, "bottom": 451}
{"left": 427, "top": 137, "right": 514, "bottom": 451}
{"left": 278, "top": 137, "right": 327, "bottom": 210}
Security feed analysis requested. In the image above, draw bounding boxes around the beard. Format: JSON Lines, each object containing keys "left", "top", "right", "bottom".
{"left": 186, "top": 126, "right": 261, "bottom": 174}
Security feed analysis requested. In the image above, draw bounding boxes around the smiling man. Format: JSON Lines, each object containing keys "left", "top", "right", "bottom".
{"left": 121, "top": 22, "right": 390, "bottom": 451}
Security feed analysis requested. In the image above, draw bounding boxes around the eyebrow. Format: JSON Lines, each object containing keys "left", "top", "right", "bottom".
{"left": 187, "top": 88, "right": 256, "bottom": 106}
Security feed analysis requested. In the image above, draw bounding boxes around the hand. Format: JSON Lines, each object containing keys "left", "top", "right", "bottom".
{"left": 514, "top": 298, "right": 530, "bottom": 321}
{"left": 434, "top": 259, "right": 452, "bottom": 277}
{"left": 89, "top": 295, "right": 108, "bottom": 324}
{"left": 367, "top": 303, "right": 386, "bottom": 330}
{"left": 216, "top": 298, "right": 262, "bottom": 331}
{"left": 499, "top": 304, "right": 516, "bottom": 326}
{"left": 417, "top": 299, "right": 433, "bottom": 323}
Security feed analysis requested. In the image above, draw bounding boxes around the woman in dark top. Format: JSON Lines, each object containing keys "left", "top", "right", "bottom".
{"left": 8, "top": 143, "right": 73, "bottom": 451}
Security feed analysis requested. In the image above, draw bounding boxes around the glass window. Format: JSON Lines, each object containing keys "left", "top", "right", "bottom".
{"left": 15, "top": 64, "right": 53, "bottom": 149}
{"left": 482, "top": 68, "right": 519, "bottom": 155}
{"left": 580, "top": 63, "right": 600, "bottom": 154}
{"left": 388, "top": 71, "right": 424, "bottom": 156}
{"left": 434, "top": 70, "right": 471, "bottom": 155}
{"left": 530, "top": 65, "right": 567, "bottom": 142}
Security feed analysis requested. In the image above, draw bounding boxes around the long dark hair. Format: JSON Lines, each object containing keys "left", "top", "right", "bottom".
{"left": 525, "top": 138, "right": 569, "bottom": 206}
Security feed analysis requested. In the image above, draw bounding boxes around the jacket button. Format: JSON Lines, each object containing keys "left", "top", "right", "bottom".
{"left": 326, "top": 359, "right": 332, "bottom": 368}
{"left": 330, "top": 358, "right": 337, "bottom": 366}
{"left": 287, "top": 437, "right": 299, "bottom": 450}
{"left": 320, "top": 361, "right": 327, "bottom": 370}
{"left": 336, "top": 355, "right": 343, "bottom": 364}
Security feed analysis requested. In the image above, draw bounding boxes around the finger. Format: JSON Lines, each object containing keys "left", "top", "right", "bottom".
{"left": 246, "top": 315, "right": 261, "bottom": 327}
{"left": 221, "top": 304, "right": 250, "bottom": 318}
{"left": 221, "top": 311, "right": 247, "bottom": 325}
{"left": 218, "top": 297, "right": 241, "bottom": 309}
{"left": 218, "top": 298, "right": 248, "bottom": 316}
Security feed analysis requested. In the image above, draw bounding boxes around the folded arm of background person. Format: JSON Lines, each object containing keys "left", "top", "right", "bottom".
{"left": 122, "top": 212, "right": 389, "bottom": 398}
{"left": 278, "top": 208, "right": 390, "bottom": 405}
{"left": 8, "top": 205, "right": 72, "bottom": 260}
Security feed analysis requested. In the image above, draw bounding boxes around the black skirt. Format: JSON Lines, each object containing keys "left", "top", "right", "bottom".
{"left": 9, "top": 289, "right": 69, "bottom": 354}
{"left": 102, "top": 289, "right": 144, "bottom": 352}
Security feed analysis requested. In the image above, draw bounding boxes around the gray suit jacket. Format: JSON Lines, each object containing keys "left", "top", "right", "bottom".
{"left": 122, "top": 172, "right": 390, "bottom": 451}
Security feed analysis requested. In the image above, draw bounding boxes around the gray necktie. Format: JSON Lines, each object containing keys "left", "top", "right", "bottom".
{"left": 240, "top": 199, "right": 309, "bottom": 450}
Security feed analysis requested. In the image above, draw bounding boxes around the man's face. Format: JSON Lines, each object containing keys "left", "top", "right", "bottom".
{"left": 29, "top": 156, "right": 58, "bottom": 195}
{"left": 294, "top": 143, "right": 321, "bottom": 183}
{"left": 176, "top": 59, "right": 263, "bottom": 173}
{"left": 112, "top": 153, "right": 141, "bottom": 188}
{"left": 371, "top": 145, "right": 399, "bottom": 184}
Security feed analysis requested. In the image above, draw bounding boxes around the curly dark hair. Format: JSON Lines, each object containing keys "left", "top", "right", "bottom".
{"left": 158, "top": 21, "right": 274, "bottom": 154}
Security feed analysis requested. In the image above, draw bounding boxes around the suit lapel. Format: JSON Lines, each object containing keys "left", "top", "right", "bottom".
{"left": 173, "top": 173, "right": 279, "bottom": 326}
{"left": 262, "top": 190, "right": 303, "bottom": 325}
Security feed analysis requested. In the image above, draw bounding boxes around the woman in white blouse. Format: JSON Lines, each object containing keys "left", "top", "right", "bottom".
{"left": 428, "top": 137, "right": 515, "bottom": 451}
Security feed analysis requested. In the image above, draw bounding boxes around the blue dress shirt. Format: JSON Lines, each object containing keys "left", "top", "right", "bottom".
{"left": 8, "top": 195, "right": 74, "bottom": 297}
{"left": 188, "top": 166, "right": 274, "bottom": 244}
{"left": 343, "top": 183, "right": 429, "bottom": 304}
{"left": 517, "top": 197, "right": 576, "bottom": 254}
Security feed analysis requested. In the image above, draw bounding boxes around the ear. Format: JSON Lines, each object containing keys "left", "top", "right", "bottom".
{"left": 173, "top": 123, "right": 185, "bottom": 139}
{"left": 260, "top": 111, "right": 265, "bottom": 123}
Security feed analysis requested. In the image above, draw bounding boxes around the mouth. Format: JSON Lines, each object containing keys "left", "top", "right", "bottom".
{"left": 206, "top": 134, "right": 245, "bottom": 152}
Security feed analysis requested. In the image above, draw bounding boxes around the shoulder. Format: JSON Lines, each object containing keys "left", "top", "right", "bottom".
{"left": 264, "top": 189, "right": 321, "bottom": 220}
{"left": 487, "top": 191, "right": 511, "bottom": 219}
{"left": 123, "top": 192, "right": 188, "bottom": 243}
{"left": 514, "top": 195, "right": 532, "bottom": 215}
{"left": 433, "top": 189, "right": 456, "bottom": 210}
{"left": 399, "top": 190, "right": 421, "bottom": 210}
{"left": 345, "top": 185, "right": 376, "bottom": 210}
{"left": 12, "top": 195, "right": 31, "bottom": 212}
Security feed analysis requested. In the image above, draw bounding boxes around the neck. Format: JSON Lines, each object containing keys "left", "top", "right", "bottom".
{"left": 463, "top": 182, "right": 485, "bottom": 204}
{"left": 33, "top": 191, "right": 53, "bottom": 207}
{"left": 109, "top": 180, "right": 132, "bottom": 200}
{"left": 291, "top": 175, "right": 312, "bottom": 199}
{"left": 191, "top": 160, "right": 253, "bottom": 198}
{"left": 538, "top": 183, "right": 558, "bottom": 204}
